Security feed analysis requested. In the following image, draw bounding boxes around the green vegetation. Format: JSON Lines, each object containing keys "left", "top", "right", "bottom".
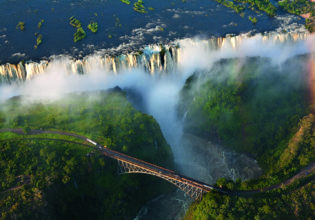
{"left": 214, "top": 0, "right": 276, "bottom": 16}
{"left": 306, "top": 18, "right": 314, "bottom": 33}
{"left": 87, "top": 21, "right": 98, "bottom": 33}
{"left": 115, "top": 17, "right": 121, "bottom": 27}
{"left": 120, "top": 0, "right": 130, "bottom": 5}
{"left": 133, "top": 0, "right": 148, "bottom": 13}
{"left": 74, "top": 28, "right": 86, "bottom": 43}
{"left": 218, "top": 113, "right": 315, "bottom": 191}
{"left": 118, "top": 0, "right": 157, "bottom": 14}
{"left": 278, "top": 0, "right": 315, "bottom": 32}
{"left": 185, "top": 181, "right": 315, "bottom": 219}
{"left": 179, "top": 55, "right": 315, "bottom": 219}
{"left": 69, "top": 16, "right": 82, "bottom": 28}
{"left": 36, "top": 34, "right": 42, "bottom": 46}
{"left": 234, "top": 0, "right": 277, "bottom": 16}
{"left": 16, "top": 22, "right": 25, "bottom": 31}
{"left": 23, "top": 123, "right": 31, "bottom": 135}
{"left": 216, "top": 0, "right": 246, "bottom": 14}
{"left": 184, "top": 114, "right": 315, "bottom": 219}
{"left": 0, "top": 90, "right": 174, "bottom": 219}
{"left": 278, "top": 0, "right": 315, "bottom": 15}
{"left": 69, "top": 16, "right": 86, "bottom": 42}
{"left": 38, "top": 19, "right": 44, "bottom": 29}
{"left": 248, "top": 16, "right": 257, "bottom": 24}
{"left": 214, "top": 0, "right": 315, "bottom": 32}
{"left": 178, "top": 56, "right": 310, "bottom": 168}
{"left": 34, "top": 32, "right": 43, "bottom": 49}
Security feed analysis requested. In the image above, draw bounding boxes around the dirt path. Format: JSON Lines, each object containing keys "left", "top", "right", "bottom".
{"left": 0, "top": 137, "right": 93, "bottom": 148}
{"left": 239, "top": 161, "right": 315, "bottom": 194}
{"left": 0, "top": 128, "right": 88, "bottom": 141}
{"left": 1, "top": 175, "right": 31, "bottom": 194}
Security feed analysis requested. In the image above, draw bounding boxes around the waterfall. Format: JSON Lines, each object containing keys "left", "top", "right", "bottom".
{"left": 0, "top": 63, "right": 26, "bottom": 84}
{"left": 0, "top": 31, "right": 312, "bottom": 85}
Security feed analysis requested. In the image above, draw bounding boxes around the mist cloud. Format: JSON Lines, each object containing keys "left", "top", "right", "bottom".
{"left": 0, "top": 35, "right": 314, "bottom": 181}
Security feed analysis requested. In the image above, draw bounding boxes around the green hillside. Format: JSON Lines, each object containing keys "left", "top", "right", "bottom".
{"left": 0, "top": 89, "right": 174, "bottom": 219}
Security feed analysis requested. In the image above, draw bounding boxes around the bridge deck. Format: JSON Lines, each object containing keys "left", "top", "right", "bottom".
{"left": 98, "top": 145, "right": 225, "bottom": 193}
{"left": 0, "top": 128, "right": 227, "bottom": 198}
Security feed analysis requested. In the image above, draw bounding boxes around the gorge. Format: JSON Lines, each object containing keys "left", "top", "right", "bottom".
{"left": 1, "top": 26, "right": 315, "bottom": 218}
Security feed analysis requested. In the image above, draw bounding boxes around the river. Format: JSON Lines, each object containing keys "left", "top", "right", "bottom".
{"left": 0, "top": 0, "right": 305, "bottom": 64}
{"left": 0, "top": 0, "right": 313, "bottom": 219}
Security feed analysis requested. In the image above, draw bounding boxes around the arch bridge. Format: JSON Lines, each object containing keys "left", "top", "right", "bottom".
{"left": 0, "top": 128, "right": 227, "bottom": 200}
{"left": 92, "top": 140, "right": 227, "bottom": 200}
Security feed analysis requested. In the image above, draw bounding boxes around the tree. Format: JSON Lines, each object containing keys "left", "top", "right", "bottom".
{"left": 62, "top": 175, "right": 70, "bottom": 184}
{"left": 46, "top": 152, "right": 56, "bottom": 166}
{"left": 40, "top": 146, "right": 49, "bottom": 157}
{"left": 23, "top": 126, "right": 31, "bottom": 135}
{"left": 122, "top": 145, "right": 128, "bottom": 152}
{"left": 216, "top": 178, "right": 227, "bottom": 188}
{"left": 99, "top": 158, "right": 105, "bottom": 167}
{"left": 262, "top": 205, "right": 272, "bottom": 214}
{"left": 102, "top": 124, "right": 114, "bottom": 137}
{"left": 48, "top": 115, "right": 56, "bottom": 127}
{"left": 12, "top": 116, "right": 23, "bottom": 127}
{"left": 2, "top": 211, "right": 8, "bottom": 219}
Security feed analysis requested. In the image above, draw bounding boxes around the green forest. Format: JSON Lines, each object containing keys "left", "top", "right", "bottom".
{"left": 178, "top": 56, "right": 310, "bottom": 160}
{"left": 0, "top": 89, "right": 174, "bottom": 219}
{"left": 214, "top": 0, "right": 315, "bottom": 32}
{"left": 179, "top": 56, "right": 315, "bottom": 219}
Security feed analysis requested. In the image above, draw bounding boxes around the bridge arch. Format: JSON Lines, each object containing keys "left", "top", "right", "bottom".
{"left": 0, "top": 129, "right": 214, "bottom": 200}
{"left": 117, "top": 160, "right": 207, "bottom": 200}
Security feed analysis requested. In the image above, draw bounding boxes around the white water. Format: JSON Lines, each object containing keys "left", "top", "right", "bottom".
{"left": 1, "top": 32, "right": 315, "bottom": 172}
{"left": 1, "top": 32, "right": 315, "bottom": 219}
{"left": 0, "top": 30, "right": 313, "bottom": 85}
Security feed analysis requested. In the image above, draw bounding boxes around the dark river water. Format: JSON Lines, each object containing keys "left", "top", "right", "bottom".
{"left": 0, "top": 0, "right": 304, "bottom": 64}
{"left": 0, "top": 1, "right": 309, "bottom": 219}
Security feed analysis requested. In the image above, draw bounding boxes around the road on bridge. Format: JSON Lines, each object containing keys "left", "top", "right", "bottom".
{"left": 0, "top": 128, "right": 222, "bottom": 197}
{"left": 1, "top": 128, "right": 314, "bottom": 198}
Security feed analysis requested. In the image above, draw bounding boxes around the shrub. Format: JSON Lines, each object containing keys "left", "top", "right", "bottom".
{"left": 37, "top": 34, "right": 42, "bottom": 45}
{"left": 70, "top": 16, "right": 82, "bottom": 28}
{"left": 87, "top": 21, "right": 98, "bottom": 33}
{"left": 16, "top": 22, "right": 25, "bottom": 31}
{"left": 120, "top": 0, "right": 130, "bottom": 5}
{"left": 38, "top": 20, "right": 44, "bottom": 29}
{"left": 74, "top": 28, "right": 86, "bottom": 42}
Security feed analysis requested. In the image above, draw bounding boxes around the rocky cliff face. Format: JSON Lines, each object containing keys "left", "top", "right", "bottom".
{"left": 0, "top": 31, "right": 312, "bottom": 84}
{"left": 177, "top": 134, "right": 262, "bottom": 184}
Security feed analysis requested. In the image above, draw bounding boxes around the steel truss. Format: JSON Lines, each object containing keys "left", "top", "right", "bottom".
{"left": 117, "top": 160, "right": 206, "bottom": 200}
